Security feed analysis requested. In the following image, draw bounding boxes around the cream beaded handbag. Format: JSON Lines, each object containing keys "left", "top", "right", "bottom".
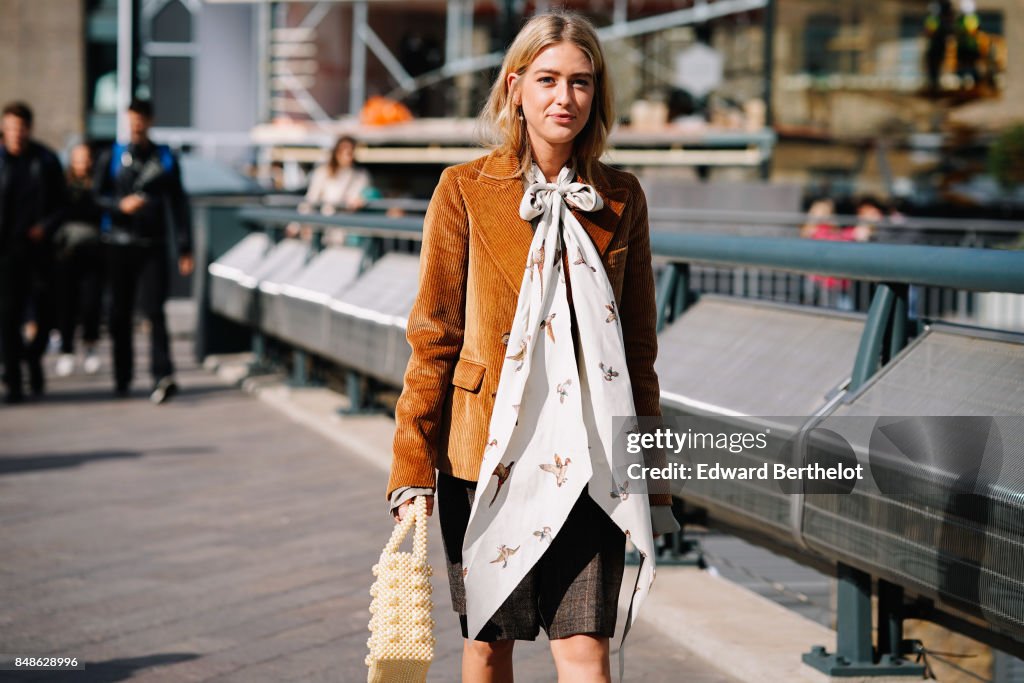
{"left": 366, "top": 495, "right": 435, "bottom": 682}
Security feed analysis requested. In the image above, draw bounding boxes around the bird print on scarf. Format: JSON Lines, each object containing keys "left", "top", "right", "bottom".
{"left": 539, "top": 454, "right": 571, "bottom": 487}
{"left": 599, "top": 362, "right": 619, "bottom": 381}
{"left": 505, "top": 335, "right": 531, "bottom": 372}
{"left": 556, "top": 378, "right": 572, "bottom": 404}
{"left": 489, "top": 461, "right": 515, "bottom": 506}
{"left": 573, "top": 246, "right": 596, "bottom": 272}
{"left": 605, "top": 302, "right": 618, "bottom": 323}
{"left": 540, "top": 313, "right": 557, "bottom": 342}
{"left": 490, "top": 545, "right": 519, "bottom": 568}
{"left": 526, "top": 244, "right": 546, "bottom": 298}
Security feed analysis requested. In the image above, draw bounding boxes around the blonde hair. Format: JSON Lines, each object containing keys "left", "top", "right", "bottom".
{"left": 480, "top": 11, "right": 613, "bottom": 184}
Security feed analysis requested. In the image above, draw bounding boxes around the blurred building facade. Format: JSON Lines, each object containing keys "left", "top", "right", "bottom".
{"left": 0, "top": 0, "right": 87, "bottom": 150}
{"left": 1, "top": 0, "right": 1020, "bottom": 207}
{"left": 764, "top": 0, "right": 1020, "bottom": 201}
{"left": 0, "top": 0, "right": 260, "bottom": 164}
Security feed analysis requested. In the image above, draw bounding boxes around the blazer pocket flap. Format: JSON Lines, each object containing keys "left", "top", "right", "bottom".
{"left": 452, "top": 358, "right": 486, "bottom": 392}
{"left": 607, "top": 245, "right": 628, "bottom": 267}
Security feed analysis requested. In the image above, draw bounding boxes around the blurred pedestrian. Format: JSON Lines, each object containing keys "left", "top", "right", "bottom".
{"left": 851, "top": 195, "right": 884, "bottom": 242}
{"left": 300, "top": 136, "right": 372, "bottom": 214}
{"left": 955, "top": 0, "right": 982, "bottom": 86}
{"left": 799, "top": 196, "right": 836, "bottom": 238}
{"left": 0, "top": 101, "right": 66, "bottom": 403}
{"left": 924, "top": 0, "right": 955, "bottom": 93}
{"left": 94, "top": 99, "right": 193, "bottom": 403}
{"left": 290, "top": 136, "right": 374, "bottom": 245}
{"left": 54, "top": 143, "right": 104, "bottom": 377}
{"left": 801, "top": 196, "right": 857, "bottom": 309}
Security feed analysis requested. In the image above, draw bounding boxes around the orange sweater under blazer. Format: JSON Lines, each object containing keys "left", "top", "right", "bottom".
{"left": 388, "top": 150, "right": 670, "bottom": 506}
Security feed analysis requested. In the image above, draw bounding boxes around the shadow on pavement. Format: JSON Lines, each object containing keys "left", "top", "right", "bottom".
{"left": 20, "top": 383, "right": 233, "bottom": 406}
{"left": 0, "top": 446, "right": 215, "bottom": 475}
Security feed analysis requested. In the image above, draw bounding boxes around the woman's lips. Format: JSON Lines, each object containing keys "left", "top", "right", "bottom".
{"left": 549, "top": 113, "right": 575, "bottom": 122}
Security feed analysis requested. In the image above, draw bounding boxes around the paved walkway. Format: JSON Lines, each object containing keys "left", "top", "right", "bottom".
{"left": 0, "top": 341, "right": 736, "bottom": 683}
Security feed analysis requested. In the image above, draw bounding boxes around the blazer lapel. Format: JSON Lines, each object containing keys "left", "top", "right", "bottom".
{"left": 461, "top": 153, "right": 533, "bottom": 294}
{"left": 572, "top": 182, "right": 627, "bottom": 256}
{"left": 462, "top": 151, "right": 630, "bottom": 295}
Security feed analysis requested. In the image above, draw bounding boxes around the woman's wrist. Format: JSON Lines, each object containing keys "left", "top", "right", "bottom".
{"left": 388, "top": 486, "right": 435, "bottom": 515}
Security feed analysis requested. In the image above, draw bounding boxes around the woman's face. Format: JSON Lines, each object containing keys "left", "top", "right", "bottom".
{"left": 509, "top": 42, "right": 595, "bottom": 158}
{"left": 334, "top": 141, "right": 355, "bottom": 168}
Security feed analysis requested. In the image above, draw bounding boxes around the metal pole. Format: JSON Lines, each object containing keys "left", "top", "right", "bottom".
{"left": 885, "top": 283, "right": 909, "bottom": 364}
{"left": 252, "top": 330, "right": 266, "bottom": 370}
{"left": 464, "top": 0, "right": 475, "bottom": 63}
{"left": 292, "top": 349, "right": 309, "bottom": 386}
{"left": 349, "top": 1, "right": 368, "bottom": 116}
{"left": 655, "top": 264, "right": 679, "bottom": 333}
{"left": 256, "top": 0, "right": 272, "bottom": 124}
{"left": 762, "top": 0, "right": 775, "bottom": 128}
{"left": 672, "top": 263, "right": 691, "bottom": 319}
{"left": 116, "top": 0, "right": 135, "bottom": 142}
{"left": 850, "top": 284, "right": 895, "bottom": 392}
{"left": 446, "top": 0, "right": 462, "bottom": 65}
{"left": 877, "top": 580, "right": 904, "bottom": 660}
{"left": 346, "top": 370, "right": 364, "bottom": 412}
{"left": 760, "top": 0, "right": 776, "bottom": 179}
{"left": 836, "top": 563, "right": 874, "bottom": 665}
{"left": 614, "top": 0, "right": 628, "bottom": 26}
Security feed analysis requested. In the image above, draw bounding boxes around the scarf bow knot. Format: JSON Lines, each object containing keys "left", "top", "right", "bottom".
{"left": 519, "top": 166, "right": 603, "bottom": 220}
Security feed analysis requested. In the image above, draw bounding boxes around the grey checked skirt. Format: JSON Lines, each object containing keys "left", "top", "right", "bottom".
{"left": 437, "top": 471, "right": 626, "bottom": 642}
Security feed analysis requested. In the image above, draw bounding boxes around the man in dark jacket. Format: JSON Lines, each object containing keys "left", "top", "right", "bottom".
{"left": 94, "top": 98, "right": 193, "bottom": 403}
{"left": 0, "top": 101, "right": 66, "bottom": 404}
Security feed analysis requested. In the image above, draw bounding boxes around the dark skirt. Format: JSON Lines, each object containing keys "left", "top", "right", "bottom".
{"left": 437, "top": 471, "right": 626, "bottom": 642}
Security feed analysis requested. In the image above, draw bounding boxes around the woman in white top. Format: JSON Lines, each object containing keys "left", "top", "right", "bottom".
{"left": 292, "top": 135, "right": 373, "bottom": 244}
{"left": 301, "top": 135, "right": 371, "bottom": 214}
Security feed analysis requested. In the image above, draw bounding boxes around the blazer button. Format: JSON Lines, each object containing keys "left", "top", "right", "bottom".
{"left": 500, "top": 332, "right": 510, "bottom": 345}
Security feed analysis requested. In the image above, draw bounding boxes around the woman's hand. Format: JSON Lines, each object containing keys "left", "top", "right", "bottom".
{"left": 393, "top": 495, "right": 434, "bottom": 523}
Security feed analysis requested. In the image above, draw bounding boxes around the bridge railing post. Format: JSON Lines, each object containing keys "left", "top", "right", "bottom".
{"left": 803, "top": 565, "right": 925, "bottom": 676}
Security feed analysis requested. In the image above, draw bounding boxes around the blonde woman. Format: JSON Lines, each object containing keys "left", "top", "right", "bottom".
{"left": 388, "top": 11, "right": 678, "bottom": 681}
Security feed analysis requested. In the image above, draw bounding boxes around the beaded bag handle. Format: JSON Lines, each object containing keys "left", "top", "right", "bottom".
{"left": 384, "top": 495, "right": 428, "bottom": 562}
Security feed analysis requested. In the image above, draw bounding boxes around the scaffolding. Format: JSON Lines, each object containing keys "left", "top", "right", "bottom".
{"left": 238, "top": 0, "right": 778, "bottom": 180}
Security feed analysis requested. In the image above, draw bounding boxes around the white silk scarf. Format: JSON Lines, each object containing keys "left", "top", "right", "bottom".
{"left": 461, "top": 164, "right": 655, "bottom": 671}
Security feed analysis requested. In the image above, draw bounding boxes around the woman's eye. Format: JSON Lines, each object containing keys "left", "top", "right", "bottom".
{"left": 538, "top": 76, "right": 555, "bottom": 84}
{"left": 573, "top": 79, "right": 591, "bottom": 88}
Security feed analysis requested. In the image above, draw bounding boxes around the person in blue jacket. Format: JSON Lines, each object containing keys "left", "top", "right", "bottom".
{"left": 93, "top": 98, "right": 194, "bottom": 403}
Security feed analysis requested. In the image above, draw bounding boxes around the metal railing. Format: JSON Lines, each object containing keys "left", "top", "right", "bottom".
{"left": 239, "top": 201, "right": 1024, "bottom": 328}
{"left": 212, "top": 203, "right": 1024, "bottom": 672}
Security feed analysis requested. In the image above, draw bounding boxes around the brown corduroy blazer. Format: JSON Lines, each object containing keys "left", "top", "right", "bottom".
{"left": 388, "top": 149, "right": 669, "bottom": 505}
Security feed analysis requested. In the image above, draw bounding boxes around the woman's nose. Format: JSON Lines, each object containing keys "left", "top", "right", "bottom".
{"left": 555, "top": 80, "right": 572, "bottom": 105}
